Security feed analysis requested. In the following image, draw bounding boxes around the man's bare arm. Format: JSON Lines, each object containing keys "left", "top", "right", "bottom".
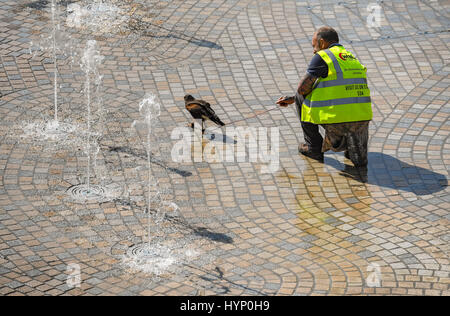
{"left": 276, "top": 73, "right": 318, "bottom": 107}
{"left": 297, "top": 73, "right": 318, "bottom": 96}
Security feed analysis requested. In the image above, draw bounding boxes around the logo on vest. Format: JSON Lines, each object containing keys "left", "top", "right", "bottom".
{"left": 339, "top": 53, "right": 356, "bottom": 61}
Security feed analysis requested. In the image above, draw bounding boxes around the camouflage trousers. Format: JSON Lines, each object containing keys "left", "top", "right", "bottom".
{"left": 294, "top": 93, "right": 370, "bottom": 167}
{"left": 321, "top": 121, "right": 370, "bottom": 167}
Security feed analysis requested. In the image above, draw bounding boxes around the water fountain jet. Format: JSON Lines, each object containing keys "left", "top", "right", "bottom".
{"left": 65, "top": 40, "right": 121, "bottom": 204}
{"left": 120, "top": 95, "right": 209, "bottom": 276}
{"left": 24, "top": 0, "right": 78, "bottom": 141}
{"left": 138, "top": 93, "right": 161, "bottom": 247}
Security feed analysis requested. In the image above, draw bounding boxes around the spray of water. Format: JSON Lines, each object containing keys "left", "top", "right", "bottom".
{"left": 138, "top": 93, "right": 161, "bottom": 247}
{"left": 122, "top": 239, "right": 201, "bottom": 276}
{"left": 27, "top": 0, "right": 76, "bottom": 138}
{"left": 29, "top": 0, "right": 74, "bottom": 124}
{"left": 121, "top": 95, "right": 212, "bottom": 276}
{"left": 51, "top": 0, "right": 58, "bottom": 122}
{"left": 80, "top": 40, "right": 104, "bottom": 193}
{"left": 66, "top": 0, "right": 129, "bottom": 34}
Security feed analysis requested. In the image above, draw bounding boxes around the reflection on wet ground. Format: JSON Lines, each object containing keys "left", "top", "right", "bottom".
{"left": 326, "top": 153, "right": 448, "bottom": 195}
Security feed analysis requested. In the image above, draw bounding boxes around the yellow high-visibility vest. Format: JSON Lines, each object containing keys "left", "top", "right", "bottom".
{"left": 301, "top": 45, "right": 373, "bottom": 124}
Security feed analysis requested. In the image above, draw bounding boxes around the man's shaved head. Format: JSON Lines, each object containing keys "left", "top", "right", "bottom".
{"left": 315, "top": 26, "right": 339, "bottom": 44}
{"left": 312, "top": 26, "right": 339, "bottom": 54}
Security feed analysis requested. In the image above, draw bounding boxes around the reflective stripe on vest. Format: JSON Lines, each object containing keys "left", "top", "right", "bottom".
{"left": 301, "top": 45, "right": 373, "bottom": 124}
{"left": 303, "top": 96, "right": 371, "bottom": 108}
{"left": 324, "top": 49, "right": 343, "bottom": 80}
{"left": 315, "top": 77, "right": 368, "bottom": 89}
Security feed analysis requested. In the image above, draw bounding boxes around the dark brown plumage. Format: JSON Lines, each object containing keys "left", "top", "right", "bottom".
{"left": 184, "top": 94, "right": 225, "bottom": 132}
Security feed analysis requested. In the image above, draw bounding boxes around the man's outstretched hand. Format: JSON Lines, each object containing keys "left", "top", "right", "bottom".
{"left": 276, "top": 96, "right": 294, "bottom": 107}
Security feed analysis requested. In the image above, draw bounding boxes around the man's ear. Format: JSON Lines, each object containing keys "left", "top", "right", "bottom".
{"left": 319, "top": 38, "right": 326, "bottom": 50}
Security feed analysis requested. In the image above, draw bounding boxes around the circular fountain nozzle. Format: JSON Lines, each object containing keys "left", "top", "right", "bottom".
{"left": 66, "top": 183, "right": 122, "bottom": 203}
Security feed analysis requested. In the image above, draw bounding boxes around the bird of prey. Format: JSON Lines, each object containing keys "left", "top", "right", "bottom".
{"left": 184, "top": 94, "right": 225, "bottom": 133}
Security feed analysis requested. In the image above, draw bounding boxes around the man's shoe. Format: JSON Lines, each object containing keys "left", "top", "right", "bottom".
{"left": 298, "top": 143, "right": 324, "bottom": 161}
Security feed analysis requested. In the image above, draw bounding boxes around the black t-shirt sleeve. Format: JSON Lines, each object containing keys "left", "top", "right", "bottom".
{"left": 306, "top": 53, "right": 328, "bottom": 78}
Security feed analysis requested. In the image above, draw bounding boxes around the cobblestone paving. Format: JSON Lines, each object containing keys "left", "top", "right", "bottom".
{"left": 0, "top": 0, "right": 449, "bottom": 295}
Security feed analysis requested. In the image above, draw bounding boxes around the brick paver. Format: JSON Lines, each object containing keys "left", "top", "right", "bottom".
{"left": 0, "top": 0, "right": 449, "bottom": 295}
